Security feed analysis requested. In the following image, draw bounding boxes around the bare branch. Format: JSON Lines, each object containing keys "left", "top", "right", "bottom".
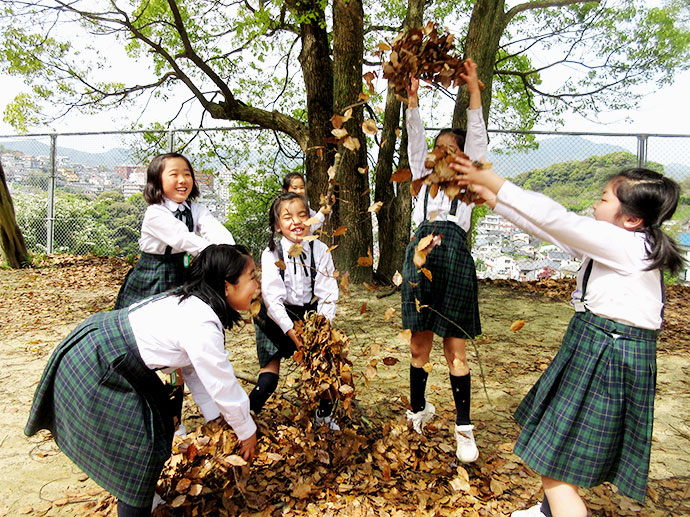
{"left": 505, "top": 0, "right": 600, "bottom": 25}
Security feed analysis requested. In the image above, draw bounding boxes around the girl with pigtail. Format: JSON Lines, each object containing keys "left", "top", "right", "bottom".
{"left": 249, "top": 192, "right": 340, "bottom": 429}
{"left": 451, "top": 161, "right": 684, "bottom": 517}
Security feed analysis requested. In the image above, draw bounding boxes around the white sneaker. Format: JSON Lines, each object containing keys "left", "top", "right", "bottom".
{"left": 315, "top": 413, "right": 341, "bottom": 431}
{"left": 406, "top": 402, "right": 435, "bottom": 434}
{"left": 511, "top": 504, "right": 547, "bottom": 517}
{"left": 454, "top": 424, "right": 479, "bottom": 463}
{"left": 174, "top": 424, "right": 187, "bottom": 437}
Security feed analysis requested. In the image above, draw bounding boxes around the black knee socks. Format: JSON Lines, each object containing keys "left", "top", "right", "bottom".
{"left": 540, "top": 495, "right": 553, "bottom": 517}
{"left": 410, "top": 365, "right": 429, "bottom": 412}
{"left": 450, "top": 372, "right": 471, "bottom": 425}
{"left": 249, "top": 372, "right": 279, "bottom": 414}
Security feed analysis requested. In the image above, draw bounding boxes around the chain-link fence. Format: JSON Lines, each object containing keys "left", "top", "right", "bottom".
{"left": 2, "top": 127, "right": 689, "bottom": 266}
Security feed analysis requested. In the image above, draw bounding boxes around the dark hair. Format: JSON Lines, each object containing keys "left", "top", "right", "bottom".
{"left": 143, "top": 152, "right": 201, "bottom": 205}
{"left": 433, "top": 128, "right": 467, "bottom": 151}
{"left": 610, "top": 168, "right": 684, "bottom": 274}
{"left": 172, "top": 244, "right": 252, "bottom": 329}
{"left": 267, "top": 192, "right": 309, "bottom": 252}
{"left": 282, "top": 172, "right": 306, "bottom": 192}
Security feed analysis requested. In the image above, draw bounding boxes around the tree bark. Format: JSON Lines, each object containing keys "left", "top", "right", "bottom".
{"left": 0, "top": 162, "right": 30, "bottom": 268}
{"left": 374, "top": 0, "right": 423, "bottom": 283}
{"left": 332, "top": 0, "right": 373, "bottom": 282}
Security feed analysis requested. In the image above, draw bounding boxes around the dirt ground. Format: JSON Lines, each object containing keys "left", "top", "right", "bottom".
{"left": 0, "top": 256, "right": 688, "bottom": 516}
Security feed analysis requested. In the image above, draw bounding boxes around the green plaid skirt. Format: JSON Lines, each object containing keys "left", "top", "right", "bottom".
{"left": 114, "top": 252, "right": 187, "bottom": 309}
{"left": 401, "top": 221, "right": 481, "bottom": 338}
{"left": 514, "top": 311, "right": 658, "bottom": 502}
{"left": 25, "top": 310, "right": 175, "bottom": 507}
{"left": 253, "top": 301, "right": 317, "bottom": 368}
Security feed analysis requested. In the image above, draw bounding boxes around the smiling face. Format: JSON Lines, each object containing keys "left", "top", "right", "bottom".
{"left": 434, "top": 133, "right": 461, "bottom": 155}
{"left": 593, "top": 181, "right": 627, "bottom": 227}
{"left": 287, "top": 176, "right": 306, "bottom": 196}
{"left": 276, "top": 198, "right": 311, "bottom": 243}
{"left": 161, "top": 157, "right": 194, "bottom": 204}
{"left": 225, "top": 258, "right": 259, "bottom": 312}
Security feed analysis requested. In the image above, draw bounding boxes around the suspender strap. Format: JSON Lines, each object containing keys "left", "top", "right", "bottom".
{"left": 423, "top": 186, "right": 459, "bottom": 221}
{"left": 275, "top": 240, "right": 317, "bottom": 295}
{"left": 580, "top": 258, "right": 594, "bottom": 302}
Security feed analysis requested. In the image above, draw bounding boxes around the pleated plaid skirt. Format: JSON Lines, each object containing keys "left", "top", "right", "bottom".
{"left": 513, "top": 311, "right": 658, "bottom": 502}
{"left": 114, "top": 252, "right": 187, "bottom": 309}
{"left": 253, "top": 301, "right": 317, "bottom": 368}
{"left": 401, "top": 221, "right": 481, "bottom": 339}
{"left": 25, "top": 310, "right": 175, "bottom": 507}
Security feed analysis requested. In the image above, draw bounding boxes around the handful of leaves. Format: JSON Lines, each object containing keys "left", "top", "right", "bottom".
{"left": 381, "top": 22, "right": 481, "bottom": 96}
{"left": 293, "top": 313, "right": 356, "bottom": 419}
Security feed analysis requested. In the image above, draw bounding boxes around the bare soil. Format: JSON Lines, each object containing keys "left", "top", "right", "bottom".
{"left": 0, "top": 256, "right": 688, "bottom": 516}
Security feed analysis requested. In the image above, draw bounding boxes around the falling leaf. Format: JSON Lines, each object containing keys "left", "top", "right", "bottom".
{"left": 358, "top": 166, "right": 369, "bottom": 175}
{"left": 326, "top": 244, "right": 339, "bottom": 253}
{"left": 383, "top": 356, "right": 399, "bottom": 366}
{"left": 429, "top": 210, "right": 439, "bottom": 222}
{"left": 332, "top": 128, "right": 348, "bottom": 139}
{"left": 398, "top": 328, "right": 412, "bottom": 344}
{"left": 359, "top": 302, "right": 368, "bottom": 314}
{"left": 390, "top": 168, "right": 412, "bottom": 183}
{"left": 422, "top": 362, "right": 433, "bottom": 373}
{"left": 249, "top": 300, "right": 261, "bottom": 318}
{"left": 374, "top": 105, "right": 384, "bottom": 114}
{"left": 275, "top": 259, "right": 287, "bottom": 270}
{"left": 377, "top": 41, "right": 391, "bottom": 52}
{"left": 301, "top": 235, "right": 318, "bottom": 242}
{"left": 392, "top": 270, "right": 403, "bottom": 286}
{"left": 331, "top": 113, "right": 344, "bottom": 129}
{"left": 510, "top": 320, "right": 526, "bottom": 332}
{"left": 304, "top": 216, "right": 321, "bottom": 226}
{"left": 342, "top": 107, "right": 353, "bottom": 122}
{"left": 368, "top": 201, "right": 383, "bottom": 213}
{"left": 288, "top": 242, "right": 304, "bottom": 258}
{"left": 358, "top": 91, "right": 370, "bottom": 102}
{"left": 420, "top": 267, "right": 432, "bottom": 281}
{"left": 343, "top": 136, "right": 361, "bottom": 151}
{"left": 171, "top": 495, "right": 186, "bottom": 508}
{"left": 327, "top": 164, "right": 337, "bottom": 180}
{"left": 362, "top": 119, "right": 378, "bottom": 135}
{"left": 340, "top": 272, "right": 351, "bottom": 296}
{"left": 333, "top": 226, "right": 347, "bottom": 237}
{"left": 358, "top": 247, "right": 373, "bottom": 267}
{"left": 384, "top": 307, "right": 396, "bottom": 320}
{"left": 339, "top": 384, "right": 354, "bottom": 395}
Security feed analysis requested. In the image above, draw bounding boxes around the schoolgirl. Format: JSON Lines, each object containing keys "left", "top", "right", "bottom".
{"left": 452, "top": 160, "right": 683, "bottom": 517}
{"left": 114, "top": 152, "right": 235, "bottom": 309}
{"left": 282, "top": 172, "right": 330, "bottom": 233}
{"left": 401, "top": 58, "right": 487, "bottom": 462}
{"left": 26, "top": 244, "right": 259, "bottom": 517}
{"left": 249, "top": 192, "right": 340, "bottom": 428}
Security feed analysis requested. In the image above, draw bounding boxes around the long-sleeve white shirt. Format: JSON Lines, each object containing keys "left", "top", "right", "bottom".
{"left": 128, "top": 294, "right": 256, "bottom": 440}
{"left": 139, "top": 198, "right": 235, "bottom": 255}
{"left": 407, "top": 107, "right": 489, "bottom": 231}
{"left": 494, "top": 181, "right": 664, "bottom": 329}
{"left": 261, "top": 236, "right": 338, "bottom": 334}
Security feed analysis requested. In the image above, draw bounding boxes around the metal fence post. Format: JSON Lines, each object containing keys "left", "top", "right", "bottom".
{"left": 168, "top": 130, "right": 175, "bottom": 152}
{"left": 637, "top": 134, "right": 648, "bottom": 168}
{"left": 47, "top": 134, "right": 57, "bottom": 254}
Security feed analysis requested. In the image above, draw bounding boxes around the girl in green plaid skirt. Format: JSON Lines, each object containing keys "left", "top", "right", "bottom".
{"left": 402, "top": 59, "right": 487, "bottom": 463}
{"left": 453, "top": 161, "right": 683, "bottom": 517}
{"left": 26, "top": 244, "right": 259, "bottom": 517}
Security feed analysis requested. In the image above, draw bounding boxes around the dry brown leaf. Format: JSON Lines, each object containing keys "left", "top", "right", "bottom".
{"left": 358, "top": 91, "right": 370, "bottom": 102}
{"left": 343, "top": 136, "right": 361, "bottom": 151}
{"left": 359, "top": 302, "right": 368, "bottom": 314}
{"left": 510, "top": 320, "right": 526, "bottom": 332}
{"left": 420, "top": 267, "right": 432, "bottom": 281}
{"left": 288, "top": 242, "right": 304, "bottom": 258}
{"left": 368, "top": 201, "right": 383, "bottom": 213}
{"left": 384, "top": 307, "right": 396, "bottom": 320}
{"left": 358, "top": 247, "right": 374, "bottom": 267}
{"left": 377, "top": 41, "right": 391, "bottom": 52}
{"left": 223, "top": 455, "right": 248, "bottom": 466}
{"left": 175, "top": 478, "right": 192, "bottom": 492}
{"left": 326, "top": 244, "right": 339, "bottom": 254}
{"left": 171, "top": 495, "right": 186, "bottom": 508}
{"left": 249, "top": 299, "right": 261, "bottom": 318}
{"left": 422, "top": 362, "right": 433, "bottom": 373}
{"left": 342, "top": 107, "right": 353, "bottom": 122}
{"left": 331, "top": 128, "right": 348, "bottom": 139}
{"left": 390, "top": 168, "right": 412, "bottom": 183}
{"left": 331, "top": 113, "right": 344, "bottom": 129}
{"left": 333, "top": 226, "right": 347, "bottom": 237}
{"left": 340, "top": 272, "right": 351, "bottom": 296}
{"left": 398, "top": 328, "right": 412, "bottom": 344}
{"left": 362, "top": 119, "right": 378, "bottom": 135}
{"left": 304, "top": 216, "right": 321, "bottom": 226}
{"left": 383, "top": 356, "right": 399, "bottom": 366}
{"left": 392, "top": 270, "right": 403, "bottom": 286}
{"left": 358, "top": 166, "right": 369, "bottom": 175}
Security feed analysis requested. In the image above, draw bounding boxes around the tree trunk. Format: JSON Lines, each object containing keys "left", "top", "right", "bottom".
{"left": 332, "top": 0, "right": 373, "bottom": 282}
{"left": 0, "top": 162, "right": 30, "bottom": 268}
{"left": 374, "top": 0, "right": 424, "bottom": 283}
{"left": 453, "top": 0, "right": 505, "bottom": 127}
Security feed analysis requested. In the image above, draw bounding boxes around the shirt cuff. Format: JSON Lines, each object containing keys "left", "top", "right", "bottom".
{"left": 230, "top": 417, "right": 257, "bottom": 441}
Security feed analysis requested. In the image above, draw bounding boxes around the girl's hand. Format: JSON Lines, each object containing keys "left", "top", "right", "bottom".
{"left": 460, "top": 58, "right": 480, "bottom": 96}
{"left": 319, "top": 204, "right": 332, "bottom": 216}
{"left": 407, "top": 74, "right": 419, "bottom": 109}
{"left": 287, "top": 328, "right": 303, "bottom": 349}
{"left": 469, "top": 184, "right": 498, "bottom": 209}
{"left": 238, "top": 432, "right": 257, "bottom": 461}
{"left": 450, "top": 156, "right": 506, "bottom": 197}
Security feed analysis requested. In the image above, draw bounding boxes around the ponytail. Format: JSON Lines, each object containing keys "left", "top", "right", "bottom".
{"left": 611, "top": 168, "right": 685, "bottom": 274}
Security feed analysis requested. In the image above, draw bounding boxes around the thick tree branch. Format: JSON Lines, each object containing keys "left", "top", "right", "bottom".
{"left": 505, "top": 0, "right": 600, "bottom": 25}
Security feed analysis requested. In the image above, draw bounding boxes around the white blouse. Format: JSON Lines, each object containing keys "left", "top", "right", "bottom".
{"left": 407, "top": 107, "right": 489, "bottom": 231}
{"left": 139, "top": 198, "right": 235, "bottom": 255}
{"left": 261, "top": 236, "right": 338, "bottom": 334}
{"left": 494, "top": 181, "right": 664, "bottom": 329}
{"left": 128, "top": 295, "right": 256, "bottom": 440}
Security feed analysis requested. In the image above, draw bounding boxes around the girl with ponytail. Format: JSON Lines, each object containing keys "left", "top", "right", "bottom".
{"left": 451, "top": 161, "right": 684, "bottom": 517}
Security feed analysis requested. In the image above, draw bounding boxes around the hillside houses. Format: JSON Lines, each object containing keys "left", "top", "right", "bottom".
{"left": 472, "top": 214, "right": 581, "bottom": 280}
